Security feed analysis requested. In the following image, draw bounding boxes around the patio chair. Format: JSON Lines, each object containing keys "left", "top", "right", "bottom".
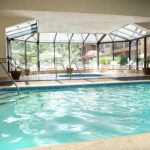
{"left": 138, "top": 59, "right": 144, "bottom": 70}
{"left": 125, "top": 60, "right": 134, "bottom": 69}
{"left": 109, "top": 61, "right": 120, "bottom": 70}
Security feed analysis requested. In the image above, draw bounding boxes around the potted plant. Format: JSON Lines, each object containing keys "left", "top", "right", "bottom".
{"left": 143, "top": 56, "right": 150, "bottom": 75}
{"left": 23, "top": 67, "right": 30, "bottom": 76}
{"left": 11, "top": 66, "right": 22, "bottom": 80}
{"left": 66, "top": 63, "right": 74, "bottom": 74}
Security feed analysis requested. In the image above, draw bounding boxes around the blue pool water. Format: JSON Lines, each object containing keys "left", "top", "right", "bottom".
{"left": 1, "top": 82, "right": 150, "bottom": 150}
{"left": 59, "top": 73, "right": 104, "bottom": 79}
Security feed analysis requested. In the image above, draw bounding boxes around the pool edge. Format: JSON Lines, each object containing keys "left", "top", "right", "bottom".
{"left": 24, "top": 132, "right": 150, "bottom": 150}
{"left": 0, "top": 80, "right": 150, "bottom": 91}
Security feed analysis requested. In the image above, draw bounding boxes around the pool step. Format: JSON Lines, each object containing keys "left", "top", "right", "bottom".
{"left": 0, "top": 91, "right": 18, "bottom": 104}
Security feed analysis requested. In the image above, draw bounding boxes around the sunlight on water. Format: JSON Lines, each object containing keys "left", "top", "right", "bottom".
{"left": 0, "top": 83, "right": 150, "bottom": 149}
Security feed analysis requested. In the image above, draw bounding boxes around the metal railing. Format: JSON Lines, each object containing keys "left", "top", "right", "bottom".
{"left": 55, "top": 62, "right": 66, "bottom": 79}
{"left": 73, "top": 62, "right": 82, "bottom": 75}
{"left": 0, "top": 58, "right": 19, "bottom": 94}
{"left": 55, "top": 62, "right": 82, "bottom": 79}
{"left": 56, "top": 62, "right": 66, "bottom": 71}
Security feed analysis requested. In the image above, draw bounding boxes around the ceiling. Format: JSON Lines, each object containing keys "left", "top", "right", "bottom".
{"left": 3, "top": 10, "right": 150, "bottom": 34}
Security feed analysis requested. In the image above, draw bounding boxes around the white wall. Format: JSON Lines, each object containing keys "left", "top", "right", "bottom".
{"left": 1, "top": 0, "right": 150, "bottom": 17}
{"left": 0, "top": 15, "right": 32, "bottom": 77}
{"left": 0, "top": 26, "right": 7, "bottom": 77}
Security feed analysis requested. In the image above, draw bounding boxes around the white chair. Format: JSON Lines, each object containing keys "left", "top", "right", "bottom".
{"left": 110, "top": 61, "right": 120, "bottom": 70}
{"left": 126, "top": 60, "right": 134, "bottom": 69}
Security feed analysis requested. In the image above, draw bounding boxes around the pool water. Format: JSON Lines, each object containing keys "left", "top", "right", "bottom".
{"left": 58, "top": 73, "right": 104, "bottom": 79}
{"left": 1, "top": 83, "right": 150, "bottom": 150}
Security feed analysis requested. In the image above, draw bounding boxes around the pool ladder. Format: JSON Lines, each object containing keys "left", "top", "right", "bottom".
{"left": 0, "top": 58, "right": 19, "bottom": 94}
{"left": 56, "top": 62, "right": 82, "bottom": 79}
{"left": 55, "top": 62, "right": 66, "bottom": 79}
{"left": 73, "top": 62, "right": 81, "bottom": 75}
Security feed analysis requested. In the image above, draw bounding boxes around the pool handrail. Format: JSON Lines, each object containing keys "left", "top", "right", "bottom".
{"left": 56, "top": 62, "right": 66, "bottom": 71}
{"left": 0, "top": 58, "right": 19, "bottom": 94}
{"left": 73, "top": 62, "right": 82, "bottom": 75}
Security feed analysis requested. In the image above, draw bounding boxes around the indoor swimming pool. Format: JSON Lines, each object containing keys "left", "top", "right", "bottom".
{"left": 0, "top": 82, "right": 150, "bottom": 149}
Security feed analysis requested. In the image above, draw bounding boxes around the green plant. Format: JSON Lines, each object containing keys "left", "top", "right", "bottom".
{"left": 10, "top": 59, "right": 22, "bottom": 80}
{"left": 100, "top": 56, "right": 113, "bottom": 65}
{"left": 100, "top": 56, "right": 108, "bottom": 65}
{"left": 107, "top": 56, "right": 113, "bottom": 64}
{"left": 119, "top": 55, "right": 128, "bottom": 65}
{"left": 114, "top": 56, "right": 121, "bottom": 64}
{"left": 66, "top": 63, "right": 74, "bottom": 74}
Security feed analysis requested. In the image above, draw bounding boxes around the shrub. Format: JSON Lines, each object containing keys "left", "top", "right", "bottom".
{"left": 100, "top": 56, "right": 108, "bottom": 65}
{"left": 119, "top": 55, "right": 128, "bottom": 65}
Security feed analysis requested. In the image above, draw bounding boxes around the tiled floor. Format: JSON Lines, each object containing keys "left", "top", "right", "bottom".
{"left": 0, "top": 70, "right": 150, "bottom": 89}
{"left": 21, "top": 70, "right": 143, "bottom": 80}
{"left": 0, "top": 77, "right": 150, "bottom": 89}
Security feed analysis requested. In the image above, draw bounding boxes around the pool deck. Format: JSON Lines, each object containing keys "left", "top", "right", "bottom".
{"left": 0, "top": 70, "right": 150, "bottom": 89}
{"left": 25, "top": 133, "right": 150, "bottom": 150}
{"left": 0, "top": 77, "right": 150, "bottom": 89}
{"left": 0, "top": 70, "right": 150, "bottom": 150}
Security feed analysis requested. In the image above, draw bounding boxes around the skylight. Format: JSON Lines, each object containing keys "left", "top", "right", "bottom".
{"left": 85, "top": 33, "right": 103, "bottom": 43}
{"left": 6, "top": 21, "right": 150, "bottom": 43}
{"left": 55, "top": 33, "right": 72, "bottom": 43}
{"left": 6, "top": 20, "right": 37, "bottom": 39}
{"left": 39, "top": 33, "right": 56, "bottom": 43}
{"left": 110, "top": 24, "right": 149, "bottom": 40}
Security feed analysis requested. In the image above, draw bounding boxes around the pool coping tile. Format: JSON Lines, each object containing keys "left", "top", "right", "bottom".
{"left": 24, "top": 133, "right": 150, "bottom": 150}
{"left": 0, "top": 79, "right": 150, "bottom": 91}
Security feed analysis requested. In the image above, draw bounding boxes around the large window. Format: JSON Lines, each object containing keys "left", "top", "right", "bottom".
{"left": 131, "top": 40, "right": 137, "bottom": 69}
{"left": 26, "top": 42, "right": 37, "bottom": 71}
{"left": 11, "top": 40, "right": 25, "bottom": 69}
{"left": 146, "top": 37, "right": 150, "bottom": 67}
{"left": 114, "top": 42, "right": 129, "bottom": 65}
{"left": 84, "top": 44, "right": 97, "bottom": 69}
{"left": 99, "top": 43, "right": 113, "bottom": 67}
{"left": 55, "top": 44, "right": 69, "bottom": 70}
{"left": 39, "top": 43, "right": 54, "bottom": 71}
{"left": 138, "top": 39, "right": 144, "bottom": 69}
{"left": 7, "top": 21, "right": 150, "bottom": 78}
{"left": 70, "top": 44, "right": 83, "bottom": 70}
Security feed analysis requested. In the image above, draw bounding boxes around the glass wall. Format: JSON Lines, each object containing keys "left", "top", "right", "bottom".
{"left": 146, "top": 37, "right": 150, "bottom": 67}
{"left": 11, "top": 40, "right": 25, "bottom": 69}
{"left": 10, "top": 36, "right": 150, "bottom": 74}
{"left": 26, "top": 42, "right": 37, "bottom": 71}
{"left": 99, "top": 43, "right": 113, "bottom": 68}
{"left": 83, "top": 44, "right": 97, "bottom": 69}
{"left": 7, "top": 21, "right": 150, "bottom": 78}
{"left": 55, "top": 44, "right": 69, "bottom": 70}
{"left": 114, "top": 42, "right": 129, "bottom": 65}
{"left": 39, "top": 43, "right": 54, "bottom": 71}
{"left": 9, "top": 31, "right": 150, "bottom": 80}
{"left": 130, "top": 40, "right": 137, "bottom": 69}
{"left": 70, "top": 43, "right": 83, "bottom": 70}
{"left": 138, "top": 38, "right": 144, "bottom": 69}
